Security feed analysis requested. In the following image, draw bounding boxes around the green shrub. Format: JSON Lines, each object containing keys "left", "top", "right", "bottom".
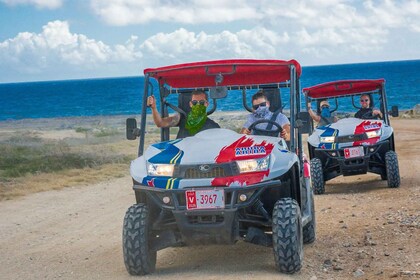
{"left": 75, "top": 127, "right": 90, "bottom": 133}
{"left": 93, "top": 127, "right": 120, "bottom": 137}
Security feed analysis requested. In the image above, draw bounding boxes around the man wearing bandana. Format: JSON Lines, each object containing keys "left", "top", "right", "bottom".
{"left": 240, "top": 90, "right": 290, "bottom": 139}
{"left": 147, "top": 90, "right": 220, "bottom": 138}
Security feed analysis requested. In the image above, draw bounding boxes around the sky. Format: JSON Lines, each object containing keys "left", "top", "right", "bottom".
{"left": 0, "top": 0, "right": 419, "bottom": 83}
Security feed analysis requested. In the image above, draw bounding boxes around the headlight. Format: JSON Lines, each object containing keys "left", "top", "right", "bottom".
{"left": 237, "top": 155, "right": 270, "bottom": 173}
{"left": 147, "top": 163, "right": 174, "bottom": 176}
{"left": 365, "top": 129, "right": 381, "bottom": 138}
{"left": 320, "top": 136, "right": 335, "bottom": 143}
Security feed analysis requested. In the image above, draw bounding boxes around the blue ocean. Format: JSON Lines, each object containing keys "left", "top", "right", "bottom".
{"left": 0, "top": 60, "right": 419, "bottom": 121}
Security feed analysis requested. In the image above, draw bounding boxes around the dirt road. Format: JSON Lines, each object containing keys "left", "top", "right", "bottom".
{"left": 0, "top": 119, "right": 419, "bottom": 279}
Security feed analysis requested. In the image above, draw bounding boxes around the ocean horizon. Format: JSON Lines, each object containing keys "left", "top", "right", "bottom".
{"left": 1, "top": 59, "right": 419, "bottom": 121}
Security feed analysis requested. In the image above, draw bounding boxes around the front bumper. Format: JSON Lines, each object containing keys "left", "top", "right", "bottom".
{"left": 133, "top": 179, "right": 280, "bottom": 211}
{"left": 133, "top": 180, "right": 281, "bottom": 245}
{"left": 312, "top": 140, "right": 390, "bottom": 180}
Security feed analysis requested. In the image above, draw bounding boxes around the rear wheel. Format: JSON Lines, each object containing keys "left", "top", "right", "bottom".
{"left": 385, "top": 151, "right": 400, "bottom": 188}
{"left": 310, "top": 158, "right": 325, "bottom": 194}
{"left": 122, "top": 204, "right": 157, "bottom": 275}
{"left": 272, "top": 198, "right": 303, "bottom": 273}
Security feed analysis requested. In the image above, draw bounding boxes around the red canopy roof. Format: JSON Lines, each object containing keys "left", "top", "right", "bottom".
{"left": 303, "top": 79, "right": 385, "bottom": 99}
{"left": 144, "top": 59, "right": 301, "bottom": 88}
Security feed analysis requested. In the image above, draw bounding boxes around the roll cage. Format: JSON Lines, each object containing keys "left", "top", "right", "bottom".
{"left": 302, "top": 79, "right": 398, "bottom": 129}
{"left": 136, "top": 59, "right": 308, "bottom": 162}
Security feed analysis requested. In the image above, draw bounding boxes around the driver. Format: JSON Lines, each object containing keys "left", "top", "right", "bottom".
{"left": 147, "top": 90, "right": 220, "bottom": 138}
{"left": 354, "top": 94, "right": 383, "bottom": 119}
{"left": 240, "top": 90, "right": 290, "bottom": 139}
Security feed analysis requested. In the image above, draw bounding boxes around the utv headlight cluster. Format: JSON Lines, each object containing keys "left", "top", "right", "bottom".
{"left": 147, "top": 163, "right": 174, "bottom": 176}
{"left": 365, "top": 129, "right": 381, "bottom": 138}
{"left": 320, "top": 136, "right": 335, "bottom": 143}
{"left": 237, "top": 155, "right": 270, "bottom": 173}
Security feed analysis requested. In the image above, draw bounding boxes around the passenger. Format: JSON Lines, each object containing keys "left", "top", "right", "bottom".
{"left": 240, "top": 90, "right": 290, "bottom": 139}
{"left": 307, "top": 100, "right": 338, "bottom": 127}
{"left": 147, "top": 90, "right": 220, "bottom": 137}
{"left": 354, "top": 94, "right": 383, "bottom": 119}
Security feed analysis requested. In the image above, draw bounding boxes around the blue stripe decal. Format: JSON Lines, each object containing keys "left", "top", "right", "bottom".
{"left": 149, "top": 143, "right": 184, "bottom": 164}
{"left": 320, "top": 127, "right": 336, "bottom": 137}
{"left": 318, "top": 128, "right": 339, "bottom": 149}
{"left": 152, "top": 139, "right": 182, "bottom": 150}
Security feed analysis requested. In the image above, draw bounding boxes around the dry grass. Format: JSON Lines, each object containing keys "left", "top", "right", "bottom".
{"left": 0, "top": 163, "right": 128, "bottom": 200}
{"left": 0, "top": 128, "right": 136, "bottom": 201}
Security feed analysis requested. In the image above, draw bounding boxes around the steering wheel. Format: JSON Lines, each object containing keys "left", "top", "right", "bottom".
{"left": 360, "top": 109, "right": 380, "bottom": 120}
{"left": 248, "top": 119, "right": 283, "bottom": 137}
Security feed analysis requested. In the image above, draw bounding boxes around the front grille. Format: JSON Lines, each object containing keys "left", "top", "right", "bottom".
{"left": 174, "top": 162, "right": 239, "bottom": 179}
{"left": 336, "top": 133, "right": 367, "bottom": 143}
{"left": 184, "top": 166, "right": 225, "bottom": 178}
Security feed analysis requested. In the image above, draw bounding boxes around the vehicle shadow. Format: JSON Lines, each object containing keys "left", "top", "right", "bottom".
{"left": 323, "top": 176, "right": 388, "bottom": 195}
{"left": 153, "top": 242, "right": 289, "bottom": 277}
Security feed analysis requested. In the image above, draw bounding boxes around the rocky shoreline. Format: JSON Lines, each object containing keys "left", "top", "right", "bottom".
{"left": 0, "top": 104, "right": 418, "bottom": 131}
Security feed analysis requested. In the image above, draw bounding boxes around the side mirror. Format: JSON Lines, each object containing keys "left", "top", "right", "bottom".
{"left": 390, "top": 105, "right": 399, "bottom": 117}
{"left": 210, "top": 86, "right": 228, "bottom": 99}
{"left": 126, "top": 118, "right": 140, "bottom": 140}
{"left": 296, "top": 112, "right": 312, "bottom": 134}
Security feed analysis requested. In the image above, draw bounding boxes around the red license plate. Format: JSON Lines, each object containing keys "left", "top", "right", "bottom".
{"left": 186, "top": 189, "right": 225, "bottom": 210}
{"left": 344, "top": 146, "right": 364, "bottom": 159}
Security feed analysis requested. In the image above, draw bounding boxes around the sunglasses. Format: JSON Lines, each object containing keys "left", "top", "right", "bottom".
{"left": 252, "top": 102, "right": 267, "bottom": 110}
{"left": 321, "top": 105, "right": 329, "bottom": 109}
{"left": 360, "top": 99, "right": 369, "bottom": 103}
{"left": 191, "top": 100, "right": 206, "bottom": 106}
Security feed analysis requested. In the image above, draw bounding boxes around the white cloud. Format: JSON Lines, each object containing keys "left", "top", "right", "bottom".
{"left": 257, "top": 0, "right": 419, "bottom": 62}
{"left": 0, "top": 21, "right": 142, "bottom": 76}
{"left": 88, "top": 0, "right": 420, "bottom": 63}
{"left": 90, "top": 0, "right": 260, "bottom": 25}
{"left": 0, "top": 0, "right": 64, "bottom": 9}
{"left": 89, "top": 0, "right": 419, "bottom": 29}
{"left": 139, "top": 27, "right": 290, "bottom": 67}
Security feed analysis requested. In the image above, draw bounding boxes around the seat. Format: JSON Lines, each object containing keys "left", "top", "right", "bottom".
{"left": 262, "top": 88, "right": 282, "bottom": 113}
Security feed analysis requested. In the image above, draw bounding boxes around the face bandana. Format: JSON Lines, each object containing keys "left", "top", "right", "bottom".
{"left": 185, "top": 104, "right": 207, "bottom": 135}
{"left": 254, "top": 106, "right": 270, "bottom": 118}
{"left": 321, "top": 107, "right": 331, "bottom": 118}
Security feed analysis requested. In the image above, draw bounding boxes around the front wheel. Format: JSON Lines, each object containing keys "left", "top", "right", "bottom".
{"left": 272, "top": 198, "right": 303, "bottom": 273}
{"left": 385, "top": 151, "right": 400, "bottom": 188}
{"left": 122, "top": 204, "right": 157, "bottom": 275}
{"left": 310, "top": 158, "right": 325, "bottom": 194}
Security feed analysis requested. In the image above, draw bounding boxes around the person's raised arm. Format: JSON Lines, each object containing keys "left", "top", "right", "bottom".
{"left": 307, "top": 103, "right": 321, "bottom": 122}
{"left": 147, "top": 96, "right": 180, "bottom": 128}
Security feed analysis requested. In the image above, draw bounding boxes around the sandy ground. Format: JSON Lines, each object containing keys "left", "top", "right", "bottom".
{"left": 0, "top": 117, "right": 419, "bottom": 280}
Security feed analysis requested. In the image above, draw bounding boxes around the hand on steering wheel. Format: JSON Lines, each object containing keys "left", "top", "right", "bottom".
{"left": 248, "top": 119, "right": 283, "bottom": 137}
{"left": 361, "top": 109, "right": 380, "bottom": 120}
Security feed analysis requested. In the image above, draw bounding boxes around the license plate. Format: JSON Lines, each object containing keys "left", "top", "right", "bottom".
{"left": 344, "top": 146, "right": 364, "bottom": 159}
{"left": 186, "top": 189, "right": 225, "bottom": 210}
